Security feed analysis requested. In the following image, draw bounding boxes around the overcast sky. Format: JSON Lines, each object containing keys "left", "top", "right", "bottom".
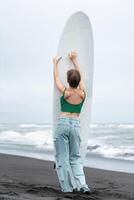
{"left": 0, "top": 0, "right": 134, "bottom": 123}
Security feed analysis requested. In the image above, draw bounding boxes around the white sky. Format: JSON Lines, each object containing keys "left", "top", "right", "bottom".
{"left": 0, "top": 0, "right": 134, "bottom": 123}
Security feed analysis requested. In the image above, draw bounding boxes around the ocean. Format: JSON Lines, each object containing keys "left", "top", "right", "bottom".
{"left": 0, "top": 122, "right": 134, "bottom": 173}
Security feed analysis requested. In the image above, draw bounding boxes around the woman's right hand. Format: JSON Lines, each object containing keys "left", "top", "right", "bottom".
{"left": 68, "top": 51, "right": 77, "bottom": 60}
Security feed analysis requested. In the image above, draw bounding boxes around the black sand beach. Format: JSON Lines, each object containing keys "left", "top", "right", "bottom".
{"left": 0, "top": 153, "right": 134, "bottom": 200}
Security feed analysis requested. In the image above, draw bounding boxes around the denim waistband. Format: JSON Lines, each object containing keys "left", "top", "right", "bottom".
{"left": 58, "top": 116, "right": 80, "bottom": 122}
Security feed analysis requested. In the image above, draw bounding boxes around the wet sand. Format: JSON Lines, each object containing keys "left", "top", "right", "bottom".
{"left": 0, "top": 153, "right": 134, "bottom": 200}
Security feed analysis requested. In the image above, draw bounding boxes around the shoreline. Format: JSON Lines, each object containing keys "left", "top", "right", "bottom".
{"left": 1, "top": 149, "right": 134, "bottom": 174}
{"left": 0, "top": 152, "right": 134, "bottom": 200}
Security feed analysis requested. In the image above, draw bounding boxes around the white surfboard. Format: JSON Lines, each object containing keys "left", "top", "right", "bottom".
{"left": 52, "top": 11, "right": 94, "bottom": 166}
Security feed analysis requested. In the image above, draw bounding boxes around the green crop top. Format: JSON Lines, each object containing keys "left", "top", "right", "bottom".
{"left": 60, "top": 87, "right": 86, "bottom": 113}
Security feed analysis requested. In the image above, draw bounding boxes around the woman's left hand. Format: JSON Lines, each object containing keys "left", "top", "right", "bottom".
{"left": 53, "top": 56, "right": 62, "bottom": 65}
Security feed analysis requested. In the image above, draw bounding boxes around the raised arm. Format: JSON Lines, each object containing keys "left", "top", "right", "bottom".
{"left": 53, "top": 56, "right": 62, "bottom": 80}
{"left": 53, "top": 56, "right": 66, "bottom": 93}
{"left": 69, "top": 51, "right": 86, "bottom": 91}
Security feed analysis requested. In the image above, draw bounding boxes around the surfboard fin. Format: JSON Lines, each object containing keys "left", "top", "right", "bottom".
{"left": 53, "top": 162, "right": 56, "bottom": 169}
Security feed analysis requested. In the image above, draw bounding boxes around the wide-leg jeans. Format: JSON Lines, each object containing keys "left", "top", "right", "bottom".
{"left": 53, "top": 116, "right": 89, "bottom": 192}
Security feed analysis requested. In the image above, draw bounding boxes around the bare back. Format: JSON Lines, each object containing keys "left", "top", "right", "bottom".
{"left": 60, "top": 88, "right": 86, "bottom": 118}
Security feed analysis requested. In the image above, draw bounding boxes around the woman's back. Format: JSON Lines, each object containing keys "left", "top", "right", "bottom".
{"left": 64, "top": 88, "right": 85, "bottom": 105}
{"left": 60, "top": 87, "right": 86, "bottom": 117}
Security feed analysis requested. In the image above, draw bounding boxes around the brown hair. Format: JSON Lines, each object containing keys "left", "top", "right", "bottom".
{"left": 67, "top": 69, "right": 81, "bottom": 88}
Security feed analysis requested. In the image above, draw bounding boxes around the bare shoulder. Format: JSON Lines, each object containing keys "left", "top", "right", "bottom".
{"left": 78, "top": 88, "right": 86, "bottom": 98}
{"left": 64, "top": 88, "right": 71, "bottom": 98}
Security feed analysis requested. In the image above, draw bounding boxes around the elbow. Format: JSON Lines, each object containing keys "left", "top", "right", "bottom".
{"left": 54, "top": 74, "right": 58, "bottom": 82}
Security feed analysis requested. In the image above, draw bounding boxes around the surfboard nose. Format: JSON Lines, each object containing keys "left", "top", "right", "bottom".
{"left": 63, "top": 11, "right": 91, "bottom": 34}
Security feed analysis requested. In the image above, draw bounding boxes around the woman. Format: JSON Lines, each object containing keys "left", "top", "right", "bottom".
{"left": 53, "top": 51, "right": 91, "bottom": 194}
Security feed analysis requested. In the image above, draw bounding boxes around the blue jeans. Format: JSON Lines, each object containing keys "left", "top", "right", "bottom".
{"left": 53, "top": 116, "right": 89, "bottom": 192}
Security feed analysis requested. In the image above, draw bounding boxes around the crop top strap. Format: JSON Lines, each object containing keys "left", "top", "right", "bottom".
{"left": 83, "top": 89, "right": 86, "bottom": 99}
{"left": 63, "top": 87, "right": 66, "bottom": 97}
{"left": 80, "top": 88, "right": 86, "bottom": 100}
